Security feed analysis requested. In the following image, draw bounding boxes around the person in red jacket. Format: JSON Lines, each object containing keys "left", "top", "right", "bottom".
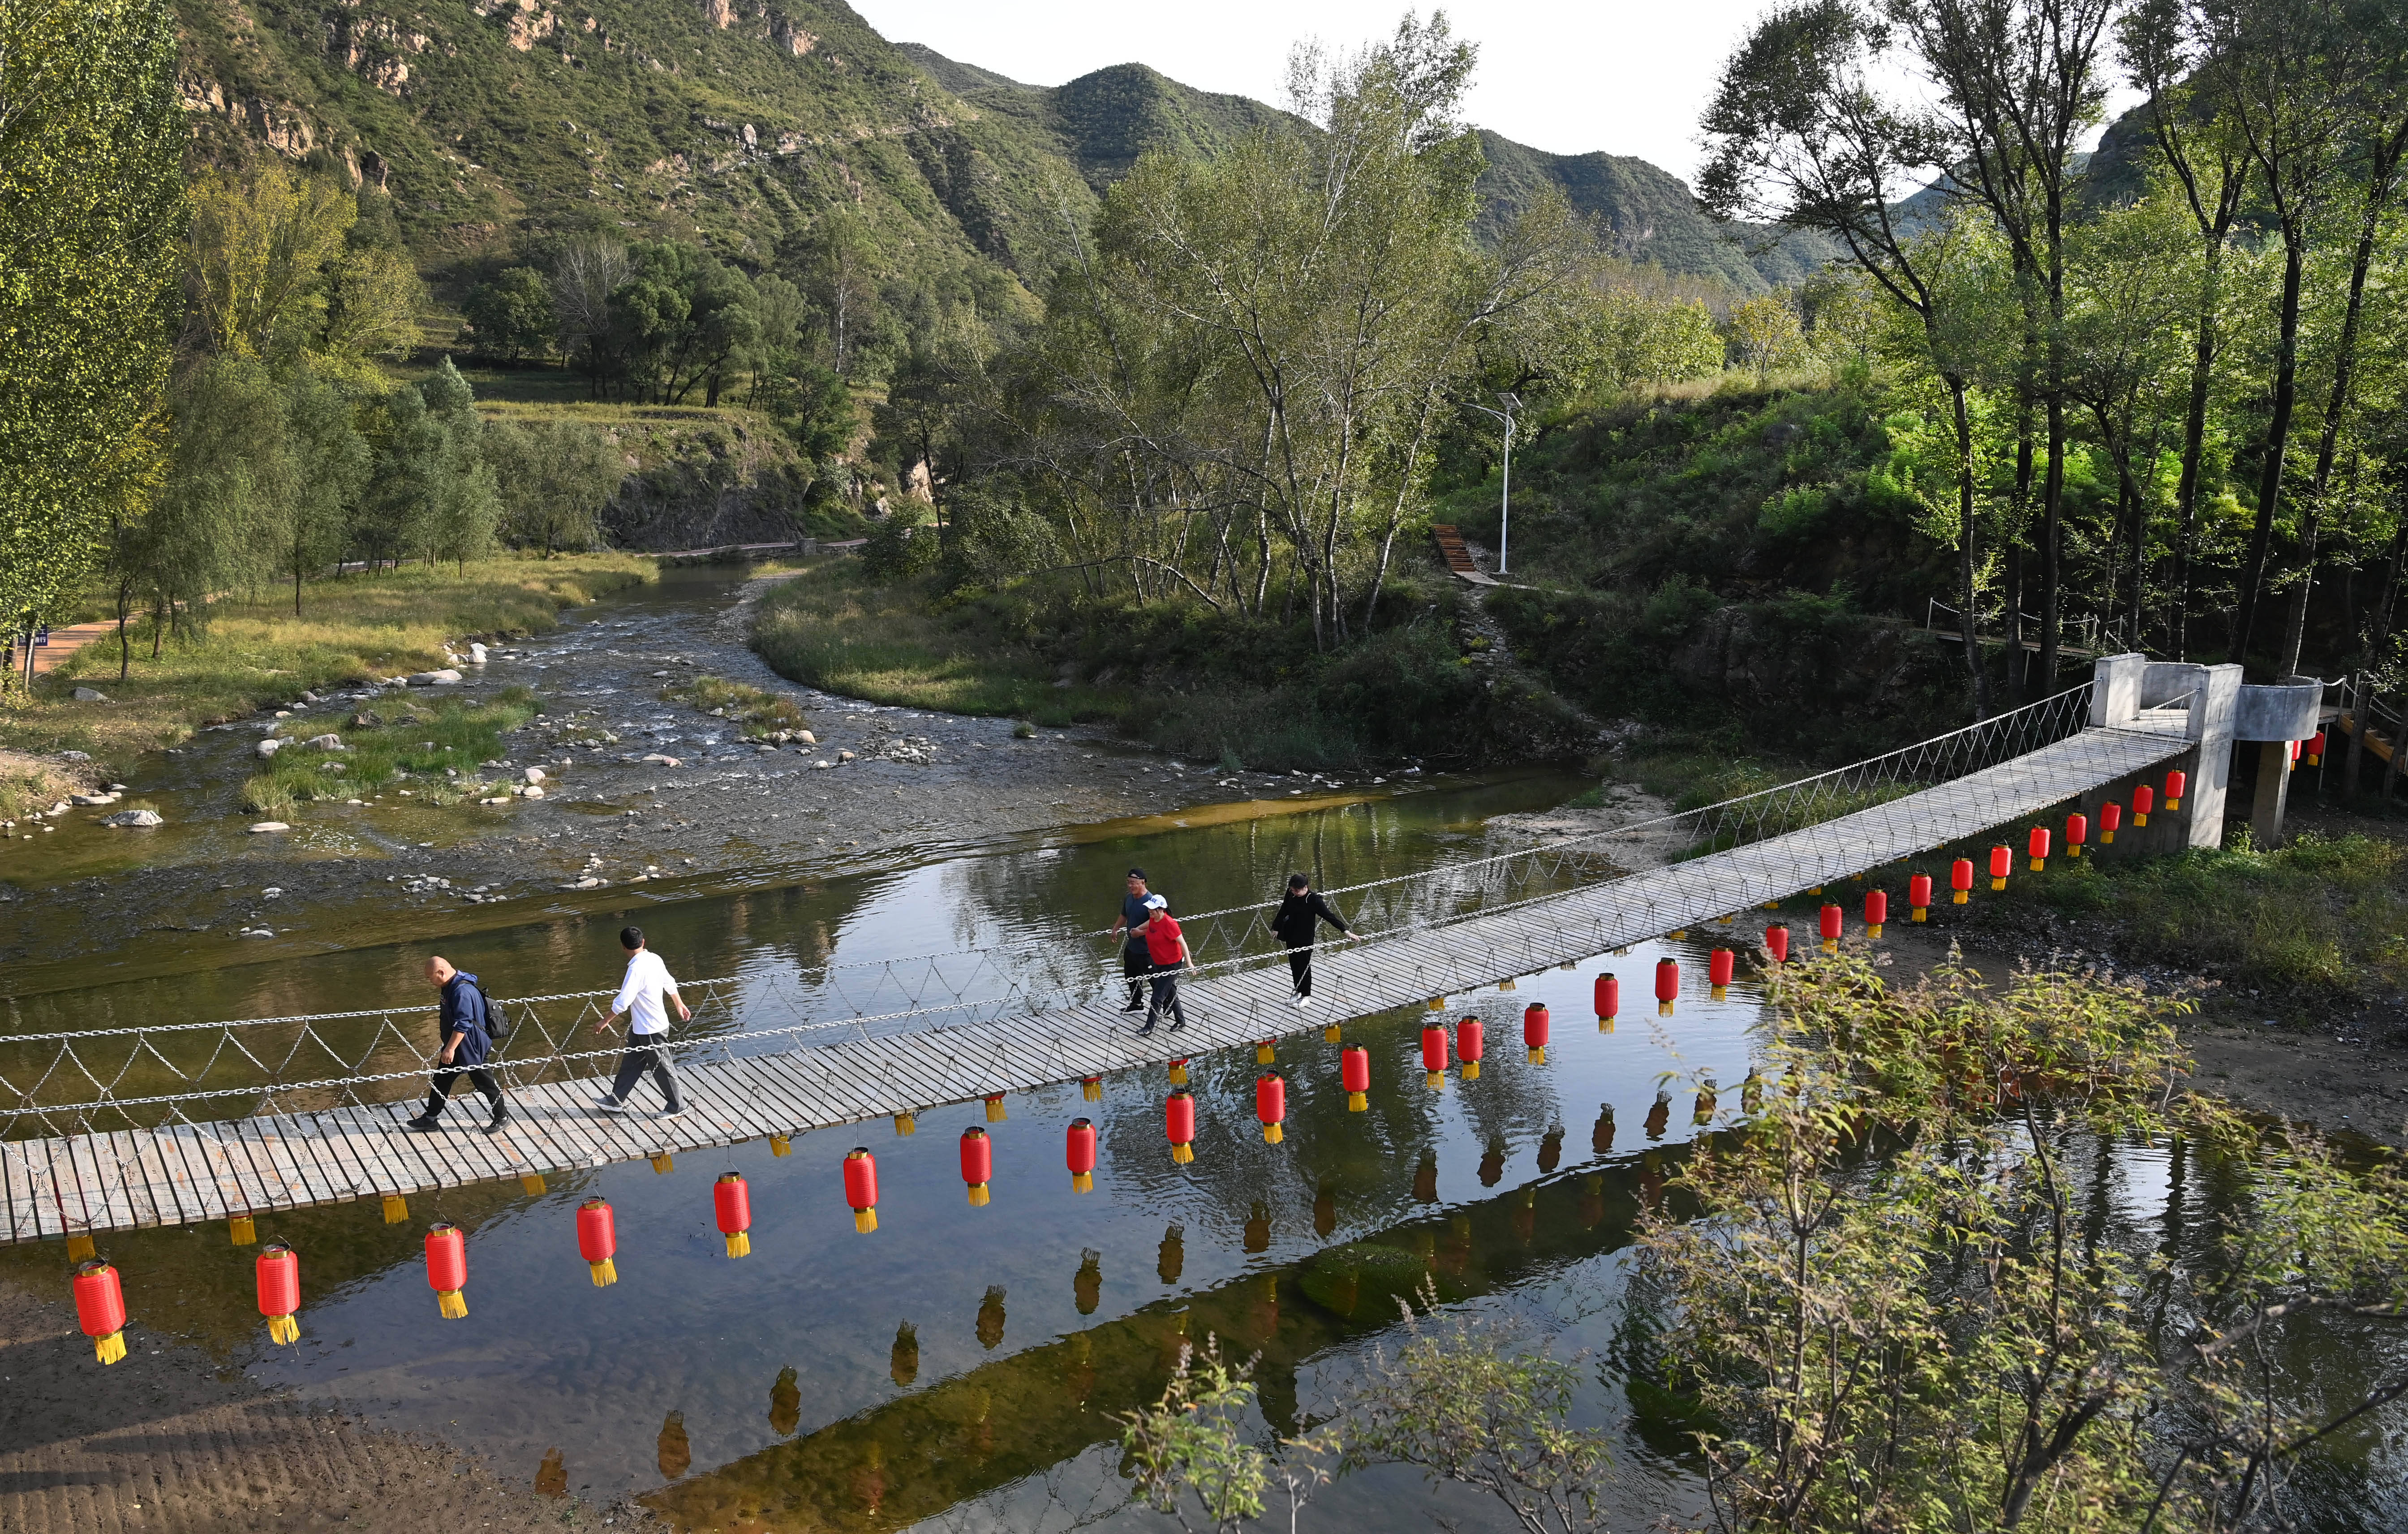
{"left": 1135, "top": 894, "right": 1191, "bottom": 1036}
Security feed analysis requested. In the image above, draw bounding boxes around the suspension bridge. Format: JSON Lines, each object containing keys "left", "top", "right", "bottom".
{"left": 0, "top": 654, "right": 2320, "bottom": 1249}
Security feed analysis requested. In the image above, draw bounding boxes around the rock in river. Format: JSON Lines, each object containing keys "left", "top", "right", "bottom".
{"left": 407, "top": 669, "right": 463, "bottom": 687}
{"left": 100, "top": 809, "right": 163, "bottom": 828}
{"left": 256, "top": 737, "right": 284, "bottom": 757}
{"left": 248, "top": 822, "right": 291, "bottom": 834}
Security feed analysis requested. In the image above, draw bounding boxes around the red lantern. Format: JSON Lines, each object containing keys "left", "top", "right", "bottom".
{"left": 2066, "top": 811, "right": 2088, "bottom": 858}
{"left": 1456, "top": 1017, "right": 1485, "bottom": 1080}
{"left": 1708, "top": 948, "right": 1735, "bottom": 999}
{"left": 2133, "top": 783, "right": 2154, "bottom": 826}
{"left": 1594, "top": 972, "right": 1619, "bottom": 1026}
{"left": 1166, "top": 1089, "right": 1197, "bottom": 1163}
{"left": 2027, "top": 826, "right": 2051, "bottom": 871}
{"left": 843, "top": 1148, "right": 879, "bottom": 1233}
{"left": 1952, "top": 857, "right": 1974, "bottom": 903}
{"left": 1819, "top": 903, "right": 1843, "bottom": 952}
{"left": 713, "top": 1172, "right": 753, "bottom": 1256}
{"left": 1421, "top": 1022, "right": 1449, "bottom": 1086}
{"left": 1908, "top": 874, "right": 1932, "bottom": 922}
{"left": 960, "top": 1127, "right": 993, "bottom": 1207}
{"left": 72, "top": 1258, "right": 128, "bottom": 1365}
{"left": 1523, "top": 1002, "right": 1550, "bottom": 1063}
{"left": 255, "top": 1242, "right": 300, "bottom": 1344}
{"left": 1256, "top": 1073, "right": 1286, "bottom": 1144}
{"left": 1341, "top": 1045, "right": 1370, "bottom": 1112}
{"left": 576, "top": 1198, "right": 618, "bottom": 1287}
{"left": 2288, "top": 738, "right": 2301, "bottom": 769}
{"left": 1655, "top": 956, "right": 1679, "bottom": 1015}
{"left": 2164, "top": 769, "right": 2186, "bottom": 811}
{"left": 2100, "top": 801, "right": 2121, "bottom": 844}
{"left": 1066, "top": 1118, "right": 1098, "bottom": 1192}
{"left": 425, "top": 1223, "right": 467, "bottom": 1320}
{"left": 2307, "top": 729, "right": 2326, "bottom": 766}
{"left": 1989, "top": 844, "right": 2012, "bottom": 889}
{"left": 1863, "top": 890, "right": 1887, "bottom": 938}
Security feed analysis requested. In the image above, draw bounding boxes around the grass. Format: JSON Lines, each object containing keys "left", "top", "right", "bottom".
{"left": 663, "top": 674, "right": 812, "bottom": 739}
{"left": 0, "top": 554, "right": 651, "bottom": 801}
{"left": 245, "top": 689, "right": 547, "bottom": 812}
{"left": 751, "top": 561, "right": 1135, "bottom": 726}
{"left": 1995, "top": 831, "right": 2408, "bottom": 1009}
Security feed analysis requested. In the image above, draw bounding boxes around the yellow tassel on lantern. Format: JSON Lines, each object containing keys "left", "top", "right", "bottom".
{"left": 1463, "top": 1060, "right": 1481, "bottom": 1081}
{"left": 1955, "top": 889, "right": 1969, "bottom": 903}
{"left": 651, "top": 1154, "right": 674, "bottom": 1174}
{"left": 589, "top": 1258, "right": 618, "bottom": 1287}
{"left": 267, "top": 1314, "right": 300, "bottom": 1345}
{"left": 1717, "top": 913, "right": 1733, "bottom": 924}
{"left": 854, "top": 1208, "right": 878, "bottom": 1233}
{"left": 1262, "top": 1123, "right": 1283, "bottom": 1145}
{"left": 1427, "top": 996, "right": 1445, "bottom": 1011}
{"left": 437, "top": 1289, "right": 468, "bottom": 1320}
{"left": 1425, "top": 1071, "right": 1445, "bottom": 1092}
{"left": 1600, "top": 1015, "right": 1616, "bottom": 1034}
{"left": 1081, "top": 1077, "right": 1102, "bottom": 1102}
{"left": 1809, "top": 886, "right": 1822, "bottom": 895}
{"left": 1658, "top": 999, "right": 1673, "bottom": 1017}
{"left": 1171, "top": 1142, "right": 1194, "bottom": 1164}
{"left": 1256, "top": 1041, "right": 1274, "bottom": 1065}
{"left": 229, "top": 1215, "right": 256, "bottom": 1246}
{"left": 66, "top": 1233, "right": 94, "bottom": 1262}
{"left": 381, "top": 1194, "right": 408, "bottom": 1224}
{"left": 1168, "top": 1060, "right": 1187, "bottom": 1086}
{"left": 770, "top": 1134, "right": 792, "bottom": 1156}
{"left": 93, "top": 1330, "right": 126, "bottom": 1365}
{"left": 1072, "top": 1171, "right": 1094, "bottom": 1193}
{"left": 894, "top": 1112, "right": 916, "bottom": 1136}
{"left": 1528, "top": 1047, "right": 1546, "bottom": 1065}
{"left": 724, "top": 1231, "right": 752, "bottom": 1256}
{"left": 967, "top": 1184, "right": 989, "bottom": 1207}
{"left": 985, "top": 1095, "right": 1006, "bottom": 1123}
{"left": 521, "top": 1174, "right": 547, "bottom": 1195}
{"left": 1323, "top": 1023, "right": 1341, "bottom": 1043}
{"left": 1347, "top": 1090, "right": 1367, "bottom": 1112}
{"left": 1668, "top": 929, "right": 1687, "bottom": 940}
{"left": 1498, "top": 977, "right": 1516, "bottom": 991}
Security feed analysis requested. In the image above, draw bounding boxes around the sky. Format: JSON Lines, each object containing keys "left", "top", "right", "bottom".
{"left": 848, "top": 0, "right": 1784, "bottom": 184}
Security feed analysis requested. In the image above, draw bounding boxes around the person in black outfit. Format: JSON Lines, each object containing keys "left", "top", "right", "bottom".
{"left": 408, "top": 956, "right": 508, "bottom": 1131}
{"left": 1107, "top": 867, "right": 1155, "bottom": 1012}
{"left": 1271, "top": 873, "right": 1350, "bottom": 1006}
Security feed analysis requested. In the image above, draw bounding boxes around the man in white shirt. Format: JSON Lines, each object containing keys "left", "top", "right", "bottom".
{"left": 593, "top": 925, "right": 691, "bottom": 1117}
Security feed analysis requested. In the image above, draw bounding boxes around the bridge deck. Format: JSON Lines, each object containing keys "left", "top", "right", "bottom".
{"left": 0, "top": 720, "right": 2190, "bottom": 1245}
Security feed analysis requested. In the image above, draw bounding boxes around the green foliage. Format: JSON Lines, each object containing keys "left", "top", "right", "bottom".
{"left": 252, "top": 691, "right": 544, "bottom": 805}
{"left": 661, "top": 673, "right": 809, "bottom": 739}
{"left": 861, "top": 517, "right": 939, "bottom": 579}
{"left": 1641, "top": 955, "right": 2408, "bottom": 1532}
{"left": 1119, "top": 1338, "right": 1339, "bottom": 1534}
{"left": 459, "top": 267, "right": 554, "bottom": 365}
{"left": 483, "top": 416, "right": 626, "bottom": 554}
{"left": 0, "top": 0, "right": 181, "bottom": 655}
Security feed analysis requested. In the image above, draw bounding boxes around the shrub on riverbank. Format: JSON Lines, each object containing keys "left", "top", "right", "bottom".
{"left": 247, "top": 690, "right": 546, "bottom": 811}
{"left": 0, "top": 555, "right": 650, "bottom": 784}
{"left": 749, "top": 559, "right": 1579, "bottom": 769}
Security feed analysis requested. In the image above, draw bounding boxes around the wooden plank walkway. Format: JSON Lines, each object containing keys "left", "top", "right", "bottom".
{"left": 0, "top": 720, "right": 2191, "bottom": 1247}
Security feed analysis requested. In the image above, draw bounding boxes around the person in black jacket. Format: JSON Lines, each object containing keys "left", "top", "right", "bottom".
{"left": 408, "top": 956, "right": 508, "bottom": 1132}
{"left": 1270, "top": 873, "right": 1350, "bottom": 1007}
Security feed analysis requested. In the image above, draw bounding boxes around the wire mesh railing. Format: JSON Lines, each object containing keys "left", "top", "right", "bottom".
{"left": 1, "top": 681, "right": 2150, "bottom": 1141}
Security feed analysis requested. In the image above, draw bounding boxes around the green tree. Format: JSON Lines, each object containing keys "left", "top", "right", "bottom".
{"left": 485, "top": 417, "right": 626, "bottom": 554}
{"left": 134, "top": 357, "right": 267, "bottom": 653}
{"left": 263, "top": 363, "right": 372, "bottom": 612}
{"left": 184, "top": 163, "right": 356, "bottom": 362}
{"left": 609, "top": 242, "right": 759, "bottom": 405}
{"left": 461, "top": 266, "right": 554, "bottom": 365}
{"left": 0, "top": 0, "right": 182, "bottom": 673}
{"left": 1726, "top": 293, "right": 1807, "bottom": 376}
{"left": 417, "top": 358, "right": 498, "bottom": 572}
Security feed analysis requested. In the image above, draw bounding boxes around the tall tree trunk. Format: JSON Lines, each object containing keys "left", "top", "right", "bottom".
{"left": 2346, "top": 523, "right": 2408, "bottom": 802}
{"left": 2232, "top": 233, "right": 2308, "bottom": 671}
{"left": 1949, "top": 377, "right": 1991, "bottom": 720}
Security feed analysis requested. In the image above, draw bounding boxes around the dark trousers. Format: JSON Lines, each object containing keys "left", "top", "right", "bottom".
{"left": 1122, "top": 947, "right": 1152, "bottom": 1009}
{"left": 1145, "top": 965, "right": 1188, "bottom": 1030}
{"left": 610, "top": 1034, "right": 684, "bottom": 1111}
{"left": 1285, "top": 942, "right": 1314, "bottom": 999}
{"left": 425, "top": 1066, "right": 502, "bottom": 1117}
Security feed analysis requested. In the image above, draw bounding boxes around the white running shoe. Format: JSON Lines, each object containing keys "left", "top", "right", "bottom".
{"left": 1294, "top": 994, "right": 1312, "bottom": 1008}
{"left": 594, "top": 1094, "right": 628, "bottom": 1113}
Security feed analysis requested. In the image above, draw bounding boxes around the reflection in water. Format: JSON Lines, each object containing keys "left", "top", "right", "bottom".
{"left": 1074, "top": 1250, "right": 1102, "bottom": 1315}
{"left": 536, "top": 1447, "right": 568, "bottom": 1498}
{"left": 1412, "top": 1153, "right": 1439, "bottom": 1203}
{"left": 1477, "top": 1141, "right": 1506, "bottom": 1187}
{"left": 1592, "top": 1103, "right": 1615, "bottom": 1154}
{"left": 1244, "top": 1202, "right": 1270, "bottom": 1254}
{"left": 889, "top": 1323, "right": 918, "bottom": 1388}
{"left": 769, "top": 1367, "right": 801, "bottom": 1437}
{"left": 657, "top": 1410, "right": 691, "bottom": 1480}
{"left": 1157, "top": 1224, "right": 1183, "bottom": 1286}
{"left": 975, "top": 1287, "right": 1007, "bottom": 1350}
{"left": 1313, "top": 1183, "right": 1337, "bottom": 1237}
{"left": 1537, "top": 1125, "right": 1564, "bottom": 1173}
{"left": 1644, "top": 1091, "right": 1671, "bottom": 1140}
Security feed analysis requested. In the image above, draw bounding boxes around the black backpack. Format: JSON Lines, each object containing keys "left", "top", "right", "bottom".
{"left": 460, "top": 978, "right": 511, "bottom": 1042}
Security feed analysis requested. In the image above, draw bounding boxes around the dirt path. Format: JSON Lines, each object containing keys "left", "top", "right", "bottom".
{"left": 0, "top": 1277, "right": 649, "bottom": 1534}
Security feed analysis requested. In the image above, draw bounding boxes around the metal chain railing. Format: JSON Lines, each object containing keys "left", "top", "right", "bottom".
{"left": 2, "top": 681, "right": 2148, "bottom": 1140}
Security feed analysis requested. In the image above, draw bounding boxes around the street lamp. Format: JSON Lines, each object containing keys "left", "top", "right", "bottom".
{"left": 1465, "top": 392, "right": 1521, "bottom": 576}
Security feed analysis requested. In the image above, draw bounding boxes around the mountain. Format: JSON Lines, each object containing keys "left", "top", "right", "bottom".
{"left": 172, "top": 3, "right": 1831, "bottom": 298}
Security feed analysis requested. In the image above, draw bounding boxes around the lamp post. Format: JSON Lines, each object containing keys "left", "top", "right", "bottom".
{"left": 1465, "top": 393, "right": 1521, "bottom": 576}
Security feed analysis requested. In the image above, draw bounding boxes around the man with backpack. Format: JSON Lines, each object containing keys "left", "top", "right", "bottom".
{"left": 408, "top": 956, "right": 509, "bottom": 1132}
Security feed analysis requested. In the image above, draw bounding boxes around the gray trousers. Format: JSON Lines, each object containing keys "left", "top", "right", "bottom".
{"left": 610, "top": 1034, "right": 684, "bottom": 1110}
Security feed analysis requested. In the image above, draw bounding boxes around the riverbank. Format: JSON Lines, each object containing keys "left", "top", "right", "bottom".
{"left": 0, "top": 1275, "right": 650, "bottom": 1534}
{"left": 0, "top": 556, "right": 654, "bottom": 819}
{"left": 0, "top": 564, "right": 1432, "bottom": 990}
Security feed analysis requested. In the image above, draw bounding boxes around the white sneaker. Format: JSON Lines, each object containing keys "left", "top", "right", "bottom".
{"left": 655, "top": 1107, "right": 686, "bottom": 1120}
{"left": 1294, "top": 995, "right": 1312, "bottom": 1008}
{"left": 594, "top": 1094, "right": 628, "bottom": 1113}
